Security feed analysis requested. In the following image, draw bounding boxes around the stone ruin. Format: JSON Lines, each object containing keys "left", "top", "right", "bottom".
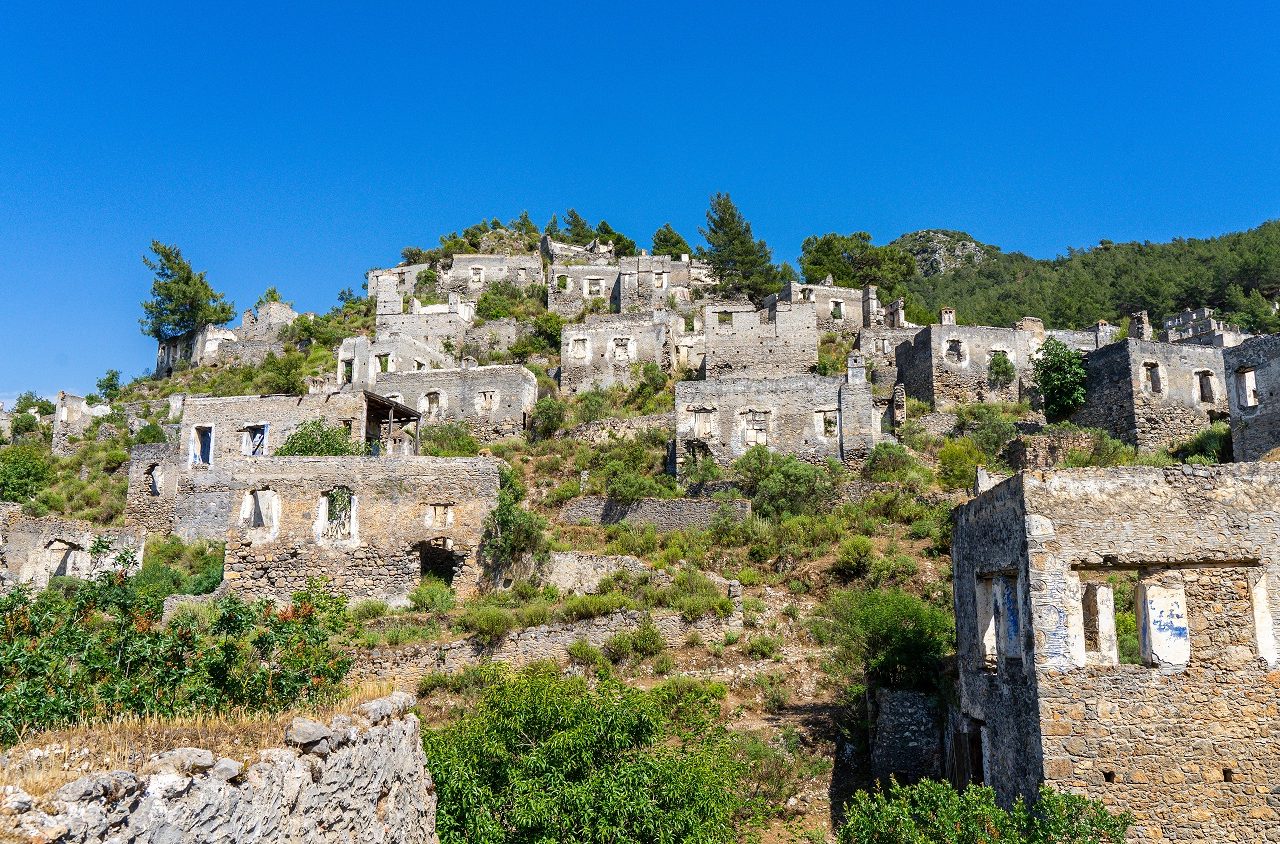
{"left": 155, "top": 301, "right": 301, "bottom": 377}
{"left": 1224, "top": 332, "right": 1280, "bottom": 462}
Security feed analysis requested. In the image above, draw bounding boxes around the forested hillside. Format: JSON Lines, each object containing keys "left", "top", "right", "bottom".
{"left": 900, "top": 221, "right": 1280, "bottom": 332}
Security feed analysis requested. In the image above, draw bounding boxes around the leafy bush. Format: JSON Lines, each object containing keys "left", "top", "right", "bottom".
{"left": 529, "top": 397, "right": 567, "bottom": 441}
{"left": 954, "top": 402, "right": 1019, "bottom": 459}
{"left": 732, "top": 446, "right": 844, "bottom": 519}
{"left": 833, "top": 535, "right": 877, "bottom": 579}
{"left": 13, "top": 392, "right": 55, "bottom": 416}
{"left": 459, "top": 605, "right": 516, "bottom": 645}
{"left": 418, "top": 423, "right": 480, "bottom": 457}
{"left": 134, "top": 422, "right": 168, "bottom": 444}
{"left": 811, "top": 588, "right": 953, "bottom": 694}
{"left": 937, "top": 437, "right": 984, "bottom": 490}
{"left": 566, "top": 638, "right": 606, "bottom": 669}
{"left": 631, "top": 617, "right": 666, "bottom": 657}
{"left": 133, "top": 534, "right": 224, "bottom": 598}
{"left": 558, "top": 590, "right": 634, "bottom": 622}
{"left": 863, "top": 443, "right": 933, "bottom": 491}
{"left": 0, "top": 577, "right": 350, "bottom": 747}
{"left": 987, "top": 349, "right": 1017, "bottom": 387}
{"left": 351, "top": 599, "right": 389, "bottom": 621}
{"left": 1172, "top": 421, "right": 1233, "bottom": 464}
{"left": 839, "top": 780, "right": 1130, "bottom": 843}
{"left": 409, "top": 576, "right": 456, "bottom": 613}
{"left": 0, "top": 443, "right": 51, "bottom": 503}
{"left": 663, "top": 569, "right": 734, "bottom": 621}
{"left": 1033, "top": 338, "right": 1087, "bottom": 421}
{"left": 482, "top": 467, "right": 547, "bottom": 570}
{"left": 10, "top": 414, "right": 39, "bottom": 438}
{"left": 745, "top": 635, "right": 782, "bottom": 660}
{"left": 423, "top": 666, "right": 757, "bottom": 844}
{"left": 274, "top": 419, "right": 367, "bottom": 456}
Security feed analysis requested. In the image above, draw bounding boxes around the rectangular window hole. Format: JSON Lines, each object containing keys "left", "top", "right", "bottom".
{"left": 1103, "top": 771, "right": 1115, "bottom": 784}
{"left": 1223, "top": 768, "right": 1235, "bottom": 783}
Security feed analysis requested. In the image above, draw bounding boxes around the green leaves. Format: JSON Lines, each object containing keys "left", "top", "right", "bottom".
{"left": 274, "top": 418, "right": 368, "bottom": 456}
{"left": 139, "top": 241, "right": 235, "bottom": 341}
{"left": 798, "top": 232, "right": 916, "bottom": 298}
{"left": 1032, "top": 338, "right": 1088, "bottom": 421}
{"left": 697, "top": 193, "right": 783, "bottom": 303}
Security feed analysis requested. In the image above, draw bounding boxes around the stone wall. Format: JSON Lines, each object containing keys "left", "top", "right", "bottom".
{"left": 870, "top": 688, "right": 943, "bottom": 786}
{"left": 616, "top": 254, "right": 699, "bottom": 314}
{"left": 352, "top": 604, "right": 743, "bottom": 681}
{"left": 1224, "top": 333, "right": 1280, "bottom": 462}
{"left": 0, "top": 508, "right": 143, "bottom": 590}
{"left": 1002, "top": 430, "right": 1097, "bottom": 470}
{"left": 0, "top": 693, "right": 437, "bottom": 844}
{"left": 178, "top": 393, "right": 371, "bottom": 465}
{"left": 443, "top": 253, "right": 543, "bottom": 295}
{"left": 952, "top": 464, "right": 1280, "bottom": 842}
{"left": 856, "top": 326, "right": 924, "bottom": 387}
{"left": 557, "top": 496, "right": 750, "bottom": 531}
{"left": 123, "top": 443, "right": 181, "bottom": 534}
{"left": 217, "top": 456, "right": 501, "bottom": 603}
{"left": 559, "top": 412, "right": 673, "bottom": 444}
{"left": 547, "top": 264, "right": 621, "bottom": 317}
{"left": 897, "top": 322, "right": 1042, "bottom": 410}
{"left": 531, "top": 551, "right": 653, "bottom": 595}
{"left": 559, "top": 313, "right": 668, "bottom": 395}
{"left": 701, "top": 301, "right": 818, "bottom": 378}
{"left": 779, "top": 280, "right": 881, "bottom": 335}
{"left": 1073, "top": 339, "right": 1227, "bottom": 451}
{"left": 376, "top": 364, "right": 537, "bottom": 441}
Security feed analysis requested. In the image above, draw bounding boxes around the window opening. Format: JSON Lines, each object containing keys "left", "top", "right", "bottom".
{"left": 831, "top": 300, "right": 843, "bottom": 320}
{"left": 418, "top": 539, "right": 460, "bottom": 585}
{"left": 242, "top": 424, "right": 267, "bottom": 457}
{"left": 946, "top": 339, "right": 963, "bottom": 363}
{"left": 1238, "top": 368, "right": 1258, "bottom": 408}
{"left": 717, "top": 311, "right": 733, "bottom": 326}
{"left": 323, "top": 487, "right": 353, "bottom": 541}
{"left": 376, "top": 354, "right": 390, "bottom": 374}
{"left": 744, "top": 410, "right": 769, "bottom": 446}
{"left": 693, "top": 410, "right": 714, "bottom": 439}
{"left": 1143, "top": 362, "right": 1162, "bottom": 394}
{"left": 1197, "top": 371, "right": 1215, "bottom": 403}
{"left": 342, "top": 359, "right": 354, "bottom": 384}
{"left": 193, "top": 426, "right": 213, "bottom": 466}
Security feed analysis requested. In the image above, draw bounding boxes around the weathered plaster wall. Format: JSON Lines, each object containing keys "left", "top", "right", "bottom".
{"left": 0, "top": 507, "right": 143, "bottom": 591}
{"left": 376, "top": 365, "right": 536, "bottom": 441}
{"left": 701, "top": 301, "right": 818, "bottom": 378}
{"left": 559, "top": 313, "right": 668, "bottom": 395}
{"left": 0, "top": 693, "right": 437, "bottom": 844}
{"left": 178, "top": 394, "right": 370, "bottom": 466}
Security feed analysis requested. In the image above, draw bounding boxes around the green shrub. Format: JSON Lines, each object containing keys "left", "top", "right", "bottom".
{"left": 863, "top": 443, "right": 932, "bottom": 491}
{"left": 134, "top": 534, "right": 224, "bottom": 598}
{"left": 409, "top": 576, "right": 456, "bottom": 613}
{"left": 274, "top": 419, "right": 366, "bottom": 456}
{"left": 732, "top": 446, "right": 844, "bottom": 519}
{"left": 545, "top": 479, "right": 581, "bottom": 507}
{"left": 419, "top": 423, "right": 480, "bottom": 457}
{"left": 133, "top": 423, "right": 168, "bottom": 444}
{"left": 0, "top": 443, "right": 51, "bottom": 503}
{"left": 422, "top": 667, "right": 759, "bottom": 844}
{"left": 559, "top": 591, "right": 634, "bottom": 622}
{"left": 955, "top": 402, "right": 1019, "bottom": 458}
{"left": 653, "top": 652, "right": 675, "bottom": 675}
{"left": 937, "top": 437, "right": 984, "bottom": 490}
{"left": 811, "top": 588, "right": 953, "bottom": 694}
{"left": 529, "top": 397, "right": 567, "bottom": 441}
{"left": 833, "top": 535, "right": 876, "bottom": 578}
{"left": 987, "top": 350, "right": 1016, "bottom": 388}
{"left": 603, "top": 631, "right": 635, "bottom": 662}
{"left": 10, "top": 414, "right": 39, "bottom": 438}
{"left": 745, "top": 635, "right": 782, "bottom": 660}
{"left": 1172, "top": 421, "right": 1233, "bottom": 464}
{"left": 839, "top": 780, "right": 1130, "bottom": 843}
{"left": 631, "top": 618, "right": 666, "bottom": 657}
{"left": 460, "top": 605, "right": 517, "bottom": 645}
{"left": 1033, "top": 337, "right": 1087, "bottom": 421}
{"left": 664, "top": 569, "right": 733, "bottom": 621}
{"left": 567, "top": 638, "right": 606, "bottom": 668}
{"left": 754, "top": 670, "right": 790, "bottom": 712}
{"left": 351, "top": 599, "right": 389, "bottom": 621}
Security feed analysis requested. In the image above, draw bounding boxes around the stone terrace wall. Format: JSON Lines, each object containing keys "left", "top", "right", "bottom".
{"left": 1224, "top": 333, "right": 1280, "bottom": 462}
{"left": 1002, "top": 430, "right": 1096, "bottom": 470}
{"left": 559, "top": 412, "right": 672, "bottom": 444}
{"left": 557, "top": 496, "right": 750, "bottom": 531}
{"left": 870, "top": 688, "right": 943, "bottom": 786}
{"left": 0, "top": 693, "right": 437, "bottom": 844}
{"left": 352, "top": 604, "right": 743, "bottom": 681}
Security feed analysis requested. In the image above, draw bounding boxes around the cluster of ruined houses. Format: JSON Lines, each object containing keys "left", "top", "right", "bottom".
{"left": 6, "top": 234, "right": 1280, "bottom": 839}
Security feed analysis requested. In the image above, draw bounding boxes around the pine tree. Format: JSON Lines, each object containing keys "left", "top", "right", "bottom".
{"left": 564, "top": 209, "right": 596, "bottom": 245}
{"left": 544, "top": 214, "right": 562, "bottom": 238}
{"left": 139, "top": 242, "right": 235, "bottom": 341}
{"left": 595, "top": 220, "right": 636, "bottom": 257}
{"left": 696, "top": 193, "right": 780, "bottom": 302}
{"left": 651, "top": 223, "right": 692, "bottom": 258}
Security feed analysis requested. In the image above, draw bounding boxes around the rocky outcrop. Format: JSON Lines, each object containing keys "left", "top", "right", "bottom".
{"left": 891, "top": 230, "right": 995, "bottom": 277}
{"left": 0, "top": 693, "right": 437, "bottom": 844}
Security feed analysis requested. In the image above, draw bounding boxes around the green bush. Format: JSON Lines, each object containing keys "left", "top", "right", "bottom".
{"left": 833, "top": 535, "right": 877, "bottom": 579}
{"left": 1172, "top": 421, "right": 1233, "bottom": 464}
{"left": 631, "top": 617, "right": 666, "bottom": 657}
{"left": 409, "top": 576, "right": 456, "bottom": 613}
{"left": 529, "top": 397, "right": 567, "bottom": 441}
{"left": 839, "top": 780, "right": 1130, "bottom": 843}
{"left": 351, "top": 599, "right": 389, "bottom": 621}
{"left": 863, "top": 443, "right": 933, "bottom": 491}
{"left": 664, "top": 569, "right": 734, "bottom": 621}
{"left": 459, "top": 605, "right": 517, "bottom": 645}
{"left": 482, "top": 467, "right": 546, "bottom": 570}
{"left": 1033, "top": 338, "right": 1087, "bottom": 421}
{"left": 987, "top": 349, "right": 1016, "bottom": 387}
{"left": 954, "top": 402, "right": 1019, "bottom": 458}
{"left": 133, "top": 534, "right": 224, "bottom": 598}
{"left": 422, "top": 667, "right": 757, "bottom": 844}
{"left": 732, "top": 446, "right": 844, "bottom": 519}
{"left": 811, "top": 588, "right": 953, "bottom": 694}
{"left": 274, "top": 419, "right": 367, "bottom": 456}
{"left": 0, "top": 443, "right": 51, "bottom": 503}
{"left": 745, "top": 635, "right": 782, "bottom": 660}
{"left": 602, "top": 631, "right": 635, "bottom": 662}
{"left": 133, "top": 423, "right": 168, "bottom": 444}
{"left": 558, "top": 590, "right": 634, "bottom": 621}
{"left": 419, "top": 423, "right": 480, "bottom": 457}
{"left": 0, "top": 577, "right": 350, "bottom": 748}
{"left": 11, "top": 414, "right": 39, "bottom": 438}
{"left": 566, "top": 638, "right": 606, "bottom": 669}
{"left": 937, "top": 437, "right": 984, "bottom": 490}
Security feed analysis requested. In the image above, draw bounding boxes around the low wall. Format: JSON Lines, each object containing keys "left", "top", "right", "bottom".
{"left": 1003, "top": 431, "right": 1096, "bottom": 470}
{"left": 559, "top": 412, "right": 673, "bottom": 444}
{"left": 558, "top": 496, "right": 750, "bottom": 531}
{"left": 352, "top": 603, "right": 742, "bottom": 681}
{"left": 0, "top": 693, "right": 437, "bottom": 844}
{"left": 869, "top": 688, "right": 943, "bottom": 786}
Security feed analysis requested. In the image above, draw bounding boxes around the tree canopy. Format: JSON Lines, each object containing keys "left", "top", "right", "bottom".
{"left": 799, "top": 231, "right": 916, "bottom": 298}
{"left": 139, "top": 242, "right": 235, "bottom": 341}
{"left": 696, "top": 193, "right": 781, "bottom": 302}
{"left": 652, "top": 223, "right": 692, "bottom": 258}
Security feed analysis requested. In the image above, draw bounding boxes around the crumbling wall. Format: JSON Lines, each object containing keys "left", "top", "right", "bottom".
{"left": 0, "top": 693, "right": 437, "bottom": 844}
{"left": 701, "top": 301, "right": 818, "bottom": 378}
{"left": 617, "top": 254, "right": 698, "bottom": 314}
{"left": 51, "top": 392, "right": 112, "bottom": 456}
{"left": 779, "top": 280, "right": 880, "bottom": 335}
{"left": 856, "top": 326, "right": 924, "bottom": 388}
{"left": 546, "top": 264, "right": 621, "bottom": 317}
{"left": 124, "top": 443, "right": 181, "bottom": 534}
{"left": 376, "top": 364, "right": 536, "bottom": 441}
{"left": 870, "top": 689, "right": 943, "bottom": 786}
{"left": 1224, "top": 333, "right": 1280, "bottom": 461}
{"left": 1003, "top": 431, "right": 1097, "bottom": 470}
{"left": 559, "top": 412, "right": 673, "bottom": 444}
{"left": 221, "top": 456, "right": 501, "bottom": 603}
{"left": 0, "top": 508, "right": 143, "bottom": 590}
{"left": 178, "top": 393, "right": 370, "bottom": 465}
{"left": 443, "top": 253, "right": 543, "bottom": 296}
{"left": 952, "top": 464, "right": 1280, "bottom": 842}
{"left": 557, "top": 496, "right": 750, "bottom": 531}
{"left": 898, "top": 322, "right": 1042, "bottom": 410}
{"left": 1074, "top": 339, "right": 1227, "bottom": 451}
{"left": 559, "top": 313, "right": 668, "bottom": 395}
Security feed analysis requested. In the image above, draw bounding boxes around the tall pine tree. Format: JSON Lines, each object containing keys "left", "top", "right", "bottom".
{"left": 696, "top": 193, "right": 780, "bottom": 302}
{"left": 139, "top": 242, "right": 235, "bottom": 341}
{"left": 652, "top": 223, "right": 692, "bottom": 258}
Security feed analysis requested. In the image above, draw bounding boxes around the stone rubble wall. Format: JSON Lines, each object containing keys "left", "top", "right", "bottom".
{"left": 557, "top": 496, "right": 750, "bottom": 531}
{"left": 1224, "top": 333, "right": 1280, "bottom": 462}
{"left": 558, "top": 412, "right": 673, "bottom": 445}
{"left": 0, "top": 509, "right": 143, "bottom": 591}
{"left": 869, "top": 688, "right": 943, "bottom": 786}
{"left": 0, "top": 693, "right": 437, "bottom": 844}
{"left": 351, "top": 605, "right": 743, "bottom": 681}
{"left": 1002, "top": 431, "right": 1097, "bottom": 470}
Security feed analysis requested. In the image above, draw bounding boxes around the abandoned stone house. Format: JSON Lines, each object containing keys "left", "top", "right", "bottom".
{"left": 777, "top": 279, "right": 884, "bottom": 336}
{"left": 700, "top": 300, "right": 819, "bottom": 379}
{"left": 673, "top": 354, "right": 880, "bottom": 472}
{"left": 1163, "top": 306, "right": 1251, "bottom": 348}
{"left": 374, "top": 364, "right": 538, "bottom": 440}
{"left": 441, "top": 254, "right": 544, "bottom": 295}
{"left": 1072, "top": 338, "right": 1227, "bottom": 451}
{"left": 210, "top": 455, "right": 500, "bottom": 604}
{"left": 896, "top": 310, "right": 1117, "bottom": 410}
{"left": 177, "top": 391, "right": 421, "bottom": 469}
{"left": 558, "top": 313, "right": 669, "bottom": 395}
{"left": 951, "top": 463, "right": 1280, "bottom": 843}
{"left": 539, "top": 234, "right": 616, "bottom": 266}
{"left": 335, "top": 334, "right": 452, "bottom": 393}
{"left": 50, "top": 391, "right": 112, "bottom": 455}
{"left": 1223, "top": 333, "right": 1280, "bottom": 462}
{"left": 0, "top": 502, "right": 142, "bottom": 591}
{"left": 546, "top": 263, "right": 622, "bottom": 317}
{"left": 154, "top": 301, "right": 300, "bottom": 377}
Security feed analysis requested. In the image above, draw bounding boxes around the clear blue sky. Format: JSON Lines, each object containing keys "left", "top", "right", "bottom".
{"left": 3, "top": 1, "right": 1280, "bottom": 403}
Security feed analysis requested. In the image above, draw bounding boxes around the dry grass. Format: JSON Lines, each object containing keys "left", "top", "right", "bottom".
{"left": 0, "top": 680, "right": 396, "bottom": 797}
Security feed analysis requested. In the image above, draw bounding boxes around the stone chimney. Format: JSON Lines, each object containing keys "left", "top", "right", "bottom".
{"left": 1129, "top": 311, "right": 1153, "bottom": 341}
{"left": 940, "top": 307, "right": 956, "bottom": 326}
{"left": 846, "top": 353, "right": 867, "bottom": 385}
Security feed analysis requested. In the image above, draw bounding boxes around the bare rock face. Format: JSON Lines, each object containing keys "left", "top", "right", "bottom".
{"left": 0, "top": 692, "right": 437, "bottom": 844}
{"left": 891, "top": 230, "right": 995, "bottom": 277}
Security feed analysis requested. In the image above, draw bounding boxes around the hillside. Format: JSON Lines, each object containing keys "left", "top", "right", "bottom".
{"left": 900, "top": 220, "right": 1280, "bottom": 332}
